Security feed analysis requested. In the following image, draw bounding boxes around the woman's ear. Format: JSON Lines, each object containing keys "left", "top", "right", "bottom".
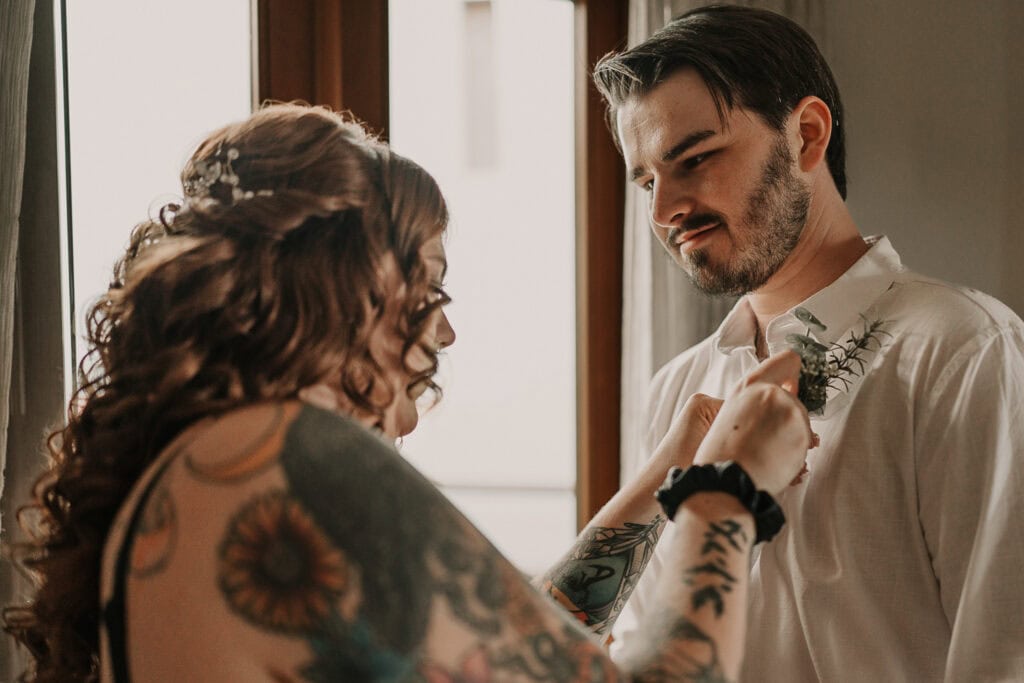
{"left": 791, "top": 96, "right": 832, "bottom": 173}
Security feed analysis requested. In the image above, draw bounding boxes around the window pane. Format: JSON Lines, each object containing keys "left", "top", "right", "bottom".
{"left": 442, "top": 486, "right": 576, "bottom": 573}
{"left": 66, "top": 0, "right": 252, "bottom": 365}
{"left": 389, "top": 0, "right": 576, "bottom": 574}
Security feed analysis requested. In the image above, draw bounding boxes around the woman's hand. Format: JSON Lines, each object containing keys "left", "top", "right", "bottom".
{"left": 693, "top": 351, "right": 813, "bottom": 495}
{"left": 650, "top": 392, "right": 725, "bottom": 473}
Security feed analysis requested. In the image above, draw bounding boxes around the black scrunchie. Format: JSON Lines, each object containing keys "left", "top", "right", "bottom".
{"left": 655, "top": 461, "right": 786, "bottom": 544}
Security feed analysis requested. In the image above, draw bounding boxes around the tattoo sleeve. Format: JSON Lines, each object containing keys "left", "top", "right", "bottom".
{"left": 122, "top": 404, "right": 756, "bottom": 682}
{"left": 540, "top": 516, "right": 666, "bottom": 635}
{"left": 209, "top": 405, "right": 624, "bottom": 682}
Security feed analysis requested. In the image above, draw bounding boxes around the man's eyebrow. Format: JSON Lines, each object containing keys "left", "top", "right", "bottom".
{"left": 629, "top": 129, "right": 718, "bottom": 182}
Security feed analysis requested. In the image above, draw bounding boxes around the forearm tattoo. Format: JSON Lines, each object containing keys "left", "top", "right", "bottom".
{"left": 541, "top": 516, "right": 666, "bottom": 635}
{"left": 619, "top": 516, "right": 750, "bottom": 683}
{"left": 629, "top": 616, "right": 729, "bottom": 683}
{"left": 685, "top": 519, "right": 747, "bottom": 617}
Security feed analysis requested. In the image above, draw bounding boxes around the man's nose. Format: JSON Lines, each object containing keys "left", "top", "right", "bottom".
{"left": 649, "top": 180, "right": 694, "bottom": 230}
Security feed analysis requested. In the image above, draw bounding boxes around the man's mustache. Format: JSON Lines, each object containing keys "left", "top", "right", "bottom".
{"left": 668, "top": 213, "right": 725, "bottom": 245}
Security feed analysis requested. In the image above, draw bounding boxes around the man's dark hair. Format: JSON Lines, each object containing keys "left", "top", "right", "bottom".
{"left": 593, "top": 4, "right": 847, "bottom": 199}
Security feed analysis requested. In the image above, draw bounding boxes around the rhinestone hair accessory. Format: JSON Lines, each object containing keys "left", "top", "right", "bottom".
{"left": 184, "top": 146, "right": 274, "bottom": 205}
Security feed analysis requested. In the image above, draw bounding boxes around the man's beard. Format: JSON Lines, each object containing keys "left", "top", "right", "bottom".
{"left": 685, "top": 136, "right": 810, "bottom": 296}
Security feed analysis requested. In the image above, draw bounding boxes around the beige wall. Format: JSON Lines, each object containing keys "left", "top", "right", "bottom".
{"left": 826, "top": 0, "right": 1024, "bottom": 316}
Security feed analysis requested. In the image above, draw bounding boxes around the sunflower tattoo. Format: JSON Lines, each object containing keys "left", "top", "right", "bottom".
{"left": 219, "top": 491, "right": 349, "bottom": 634}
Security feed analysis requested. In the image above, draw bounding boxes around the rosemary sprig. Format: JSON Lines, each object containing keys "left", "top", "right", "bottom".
{"left": 787, "top": 307, "right": 890, "bottom": 414}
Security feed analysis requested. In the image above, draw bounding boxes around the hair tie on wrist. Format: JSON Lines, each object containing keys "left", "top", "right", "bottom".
{"left": 655, "top": 461, "right": 786, "bottom": 543}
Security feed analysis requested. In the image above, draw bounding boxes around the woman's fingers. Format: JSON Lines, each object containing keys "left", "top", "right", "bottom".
{"left": 766, "top": 377, "right": 817, "bottom": 454}
{"left": 654, "top": 393, "right": 727, "bottom": 471}
{"left": 695, "top": 380, "right": 813, "bottom": 495}
{"left": 743, "top": 350, "right": 802, "bottom": 395}
{"left": 741, "top": 352, "right": 816, "bottom": 446}
{"left": 685, "top": 393, "right": 725, "bottom": 428}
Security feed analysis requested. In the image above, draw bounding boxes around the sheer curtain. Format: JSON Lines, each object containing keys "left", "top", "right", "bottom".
{"left": 1, "top": 1, "right": 36, "bottom": 678}
{"left": 619, "top": 0, "right": 828, "bottom": 482}
{"left": 0, "top": 0, "right": 35, "bottom": 524}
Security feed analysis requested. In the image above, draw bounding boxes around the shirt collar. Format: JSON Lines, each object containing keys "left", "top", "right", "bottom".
{"left": 715, "top": 236, "right": 904, "bottom": 355}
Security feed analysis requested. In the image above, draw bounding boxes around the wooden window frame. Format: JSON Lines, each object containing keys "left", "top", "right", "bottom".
{"left": 572, "top": 0, "right": 627, "bottom": 528}
{"left": 256, "top": 0, "right": 628, "bottom": 530}
{"left": 257, "top": 0, "right": 389, "bottom": 136}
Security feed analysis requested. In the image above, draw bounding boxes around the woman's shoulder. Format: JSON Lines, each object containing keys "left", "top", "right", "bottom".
{"left": 122, "top": 399, "right": 408, "bottom": 574}
{"left": 102, "top": 400, "right": 421, "bottom": 680}
{"left": 181, "top": 400, "right": 388, "bottom": 484}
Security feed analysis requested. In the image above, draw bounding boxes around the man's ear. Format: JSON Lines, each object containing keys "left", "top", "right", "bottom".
{"left": 790, "top": 96, "right": 832, "bottom": 173}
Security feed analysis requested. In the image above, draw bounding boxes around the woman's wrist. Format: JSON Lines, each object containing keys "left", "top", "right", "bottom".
{"left": 672, "top": 493, "right": 756, "bottom": 557}
{"left": 624, "top": 454, "right": 690, "bottom": 520}
{"left": 655, "top": 462, "right": 786, "bottom": 543}
{"left": 678, "top": 490, "right": 753, "bottom": 524}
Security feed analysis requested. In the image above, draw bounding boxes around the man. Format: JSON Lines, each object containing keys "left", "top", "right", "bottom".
{"left": 594, "top": 5, "right": 1024, "bottom": 681}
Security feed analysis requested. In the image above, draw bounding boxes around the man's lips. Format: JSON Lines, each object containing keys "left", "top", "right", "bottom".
{"left": 670, "top": 221, "right": 721, "bottom": 252}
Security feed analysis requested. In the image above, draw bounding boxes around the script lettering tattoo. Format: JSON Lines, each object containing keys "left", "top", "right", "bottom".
{"left": 617, "top": 517, "right": 750, "bottom": 683}
{"left": 542, "top": 516, "right": 665, "bottom": 634}
{"left": 684, "top": 520, "right": 747, "bottom": 617}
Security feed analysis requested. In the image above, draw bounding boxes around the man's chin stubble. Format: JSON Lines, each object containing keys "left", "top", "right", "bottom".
{"left": 683, "top": 248, "right": 753, "bottom": 297}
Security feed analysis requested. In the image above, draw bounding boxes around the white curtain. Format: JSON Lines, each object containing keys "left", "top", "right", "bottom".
{"left": 619, "top": 0, "right": 828, "bottom": 482}
{"left": 0, "top": 0, "right": 35, "bottom": 516}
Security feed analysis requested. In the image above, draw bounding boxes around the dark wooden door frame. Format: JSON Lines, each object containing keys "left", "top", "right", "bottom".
{"left": 256, "top": 0, "right": 629, "bottom": 531}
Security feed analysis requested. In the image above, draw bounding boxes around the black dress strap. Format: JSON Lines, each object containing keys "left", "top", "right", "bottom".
{"left": 101, "top": 456, "right": 177, "bottom": 683}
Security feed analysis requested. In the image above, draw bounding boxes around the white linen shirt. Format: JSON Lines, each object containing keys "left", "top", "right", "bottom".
{"left": 610, "top": 237, "right": 1024, "bottom": 682}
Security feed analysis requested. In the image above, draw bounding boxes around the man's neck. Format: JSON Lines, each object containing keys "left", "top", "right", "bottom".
{"left": 753, "top": 323, "right": 769, "bottom": 360}
{"left": 748, "top": 193, "right": 868, "bottom": 351}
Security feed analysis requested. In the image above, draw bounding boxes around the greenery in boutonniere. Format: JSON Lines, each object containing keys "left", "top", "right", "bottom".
{"left": 787, "top": 307, "right": 891, "bottom": 414}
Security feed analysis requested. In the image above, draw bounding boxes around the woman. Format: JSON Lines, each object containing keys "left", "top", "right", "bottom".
{"left": 4, "top": 103, "right": 811, "bottom": 682}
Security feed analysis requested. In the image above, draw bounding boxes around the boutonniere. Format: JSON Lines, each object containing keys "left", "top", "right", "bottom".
{"left": 787, "top": 307, "right": 891, "bottom": 415}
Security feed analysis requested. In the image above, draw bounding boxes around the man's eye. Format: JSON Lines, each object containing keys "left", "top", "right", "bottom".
{"left": 641, "top": 179, "right": 654, "bottom": 193}
{"left": 683, "top": 152, "right": 712, "bottom": 170}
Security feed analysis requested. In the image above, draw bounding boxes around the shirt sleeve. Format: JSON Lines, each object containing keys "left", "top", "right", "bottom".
{"left": 915, "top": 324, "right": 1024, "bottom": 681}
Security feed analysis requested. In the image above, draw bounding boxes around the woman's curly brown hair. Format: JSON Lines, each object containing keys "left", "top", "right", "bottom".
{"left": 2, "top": 103, "right": 450, "bottom": 682}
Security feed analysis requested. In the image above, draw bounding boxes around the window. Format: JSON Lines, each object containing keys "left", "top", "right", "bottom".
{"left": 390, "top": 0, "right": 577, "bottom": 575}
{"left": 65, "top": 0, "right": 252, "bottom": 364}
